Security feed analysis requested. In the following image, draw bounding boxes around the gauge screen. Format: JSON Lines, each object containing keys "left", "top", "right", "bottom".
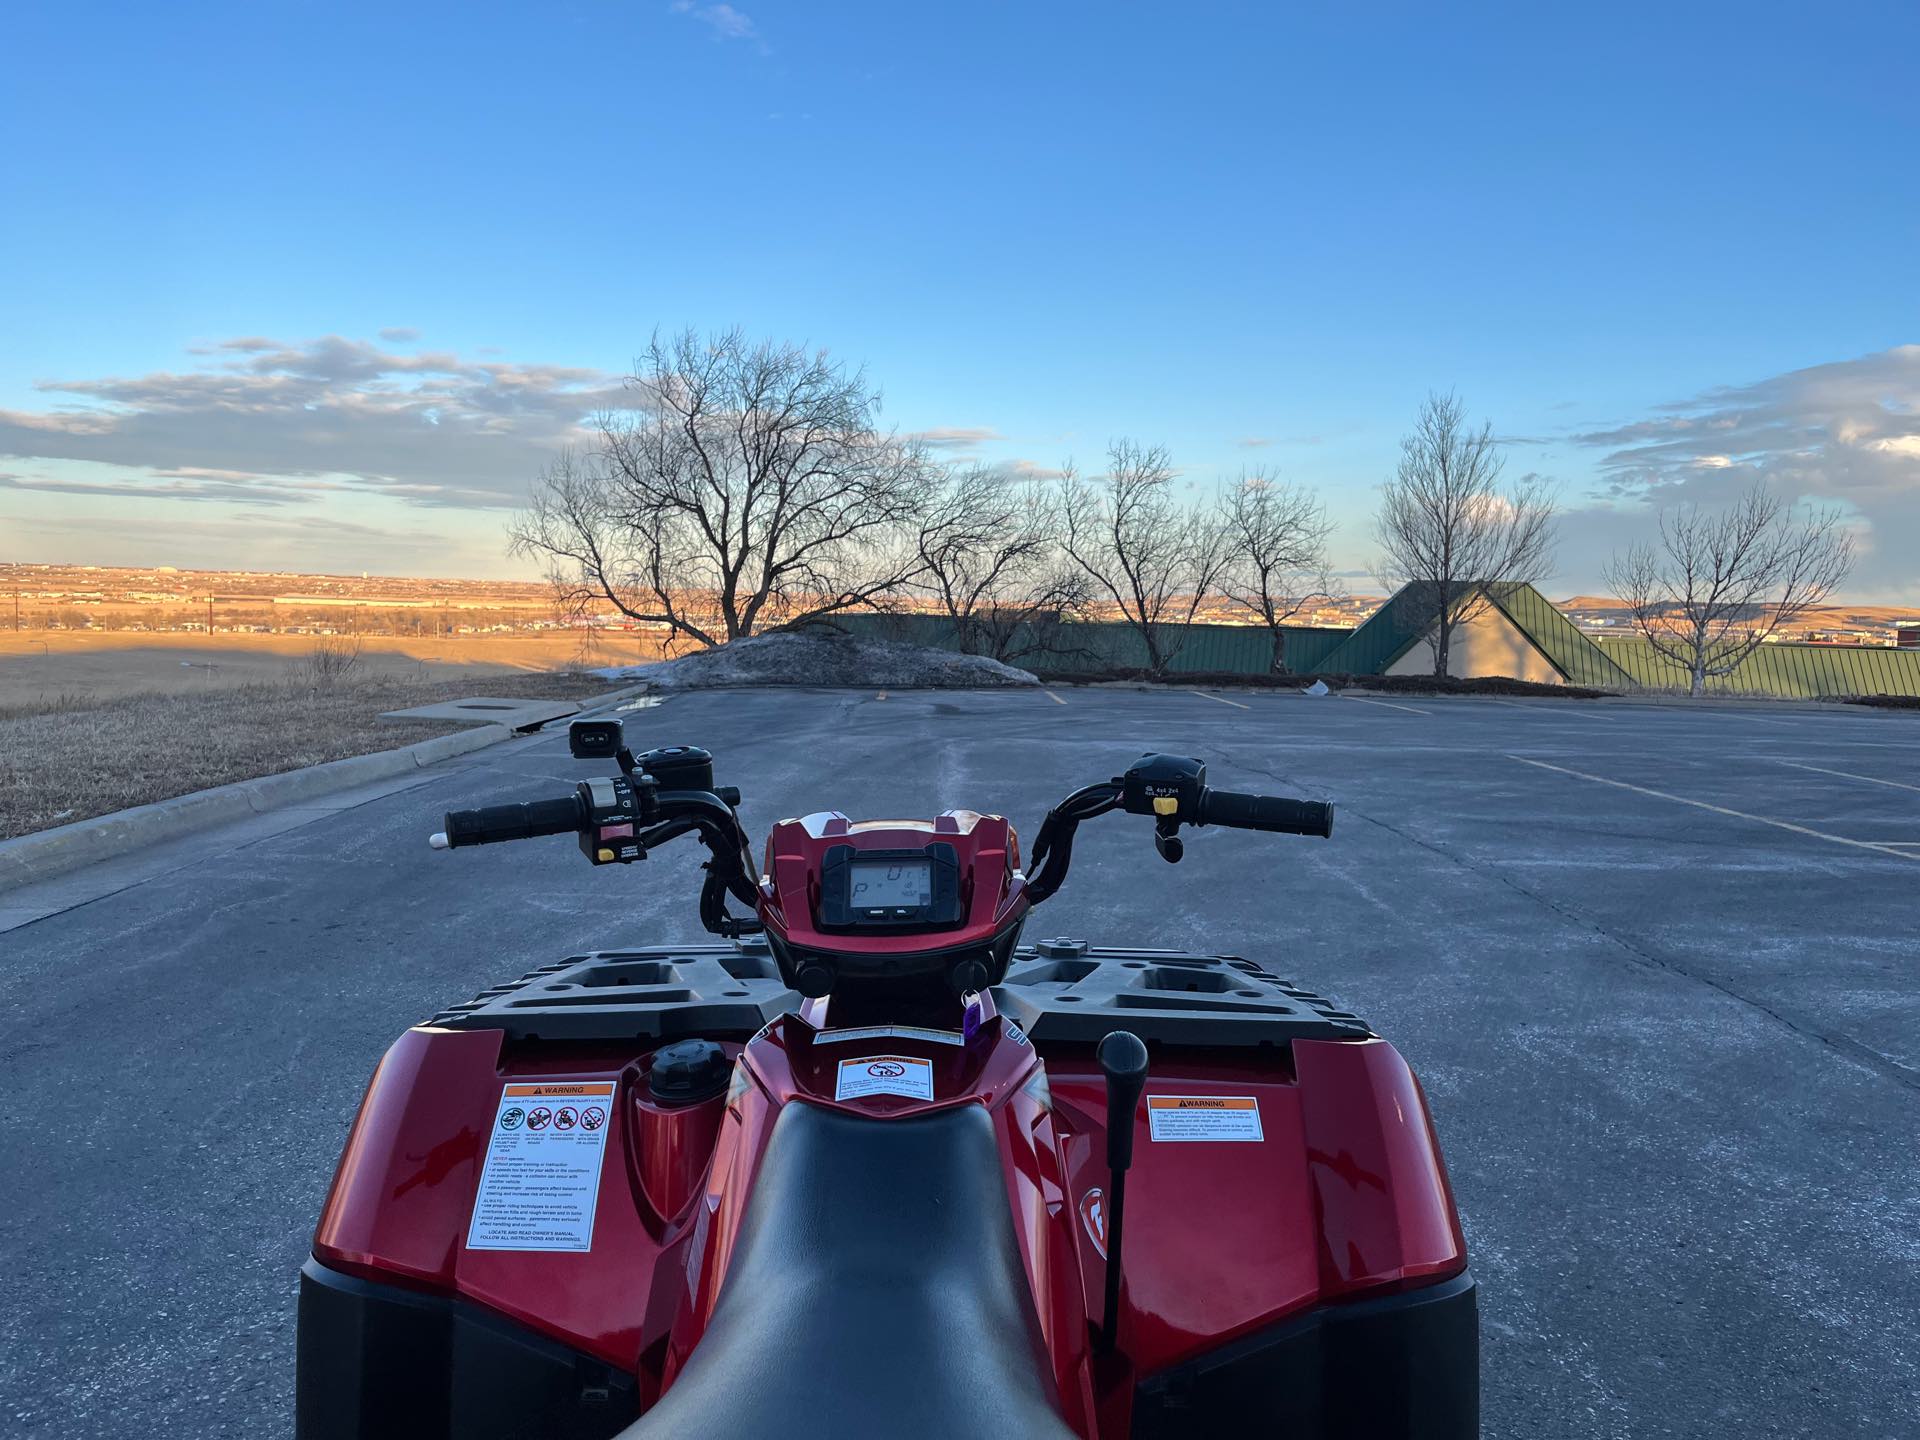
{"left": 848, "top": 859, "right": 933, "bottom": 909}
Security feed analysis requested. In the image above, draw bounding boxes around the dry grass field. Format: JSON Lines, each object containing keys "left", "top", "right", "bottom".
{"left": 0, "top": 637, "right": 637, "bottom": 840}
{"left": 0, "top": 629, "right": 666, "bottom": 703}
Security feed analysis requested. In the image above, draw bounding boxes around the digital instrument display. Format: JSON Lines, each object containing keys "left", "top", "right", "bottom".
{"left": 817, "top": 843, "right": 964, "bottom": 931}
{"left": 848, "top": 859, "right": 932, "bottom": 909}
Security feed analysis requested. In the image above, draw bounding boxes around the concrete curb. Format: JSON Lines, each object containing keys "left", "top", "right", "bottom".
{"left": 0, "top": 680, "right": 654, "bottom": 896}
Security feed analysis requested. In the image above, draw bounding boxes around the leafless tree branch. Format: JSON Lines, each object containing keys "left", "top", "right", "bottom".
{"left": 1061, "top": 440, "right": 1228, "bottom": 674}
{"left": 1603, "top": 483, "right": 1853, "bottom": 696}
{"left": 1374, "top": 391, "right": 1557, "bottom": 676}
{"left": 508, "top": 329, "right": 938, "bottom": 647}
{"left": 914, "top": 464, "right": 1091, "bottom": 664}
{"left": 1218, "top": 468, "right": 1339, "bottom": 672}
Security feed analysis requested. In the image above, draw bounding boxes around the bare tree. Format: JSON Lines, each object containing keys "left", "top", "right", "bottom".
{"left": 509, "top": 329, "right": 936, "bottom": 648}
{"left": 1603, "top": 484, "right": 1852, "bottom": 697}
{"left": 1374, "top": 392, "right": 1556, "bottom": 676}
{"left": 915, "top": 465, "right": 1091, "bottom": 665}
{"left": 1218, "top": 469, "right": 1339, "bottom": 672}
{"left": 1061, "top": 440, "right": 1228, "bottom": 675}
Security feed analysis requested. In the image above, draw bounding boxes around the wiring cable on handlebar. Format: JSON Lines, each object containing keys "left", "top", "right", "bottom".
{"left": 635, "top": 793, "right": 763, "bottom": 935}
{"left": 1024, "top": 781, "right": 1123, "bottom": 905}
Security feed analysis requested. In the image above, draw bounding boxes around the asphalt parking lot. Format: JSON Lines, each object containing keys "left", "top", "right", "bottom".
{"left": 2, "top": 685, "right": 1916, "bottom": 1438}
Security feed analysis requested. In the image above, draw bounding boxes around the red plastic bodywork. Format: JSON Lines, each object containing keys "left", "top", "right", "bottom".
{"left": 312, "top": 818, "right": 1468, "bottom": 1437}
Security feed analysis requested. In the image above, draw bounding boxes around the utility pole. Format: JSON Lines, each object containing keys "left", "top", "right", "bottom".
{"left": 207, "top": 594, "right": 214, "bottom": 635}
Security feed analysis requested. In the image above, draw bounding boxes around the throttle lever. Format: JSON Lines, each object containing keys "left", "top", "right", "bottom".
{"left": 1152, "top": 820, "right": 1183, "bottom": 864}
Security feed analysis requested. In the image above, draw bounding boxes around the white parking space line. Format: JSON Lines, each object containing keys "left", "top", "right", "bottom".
{"left": 1043, "top": 690, "right": 1068, "bottom": 705}
{"left": 1190, "top": 690, "right": 1251, "bottom": 710}
{"left": 1511, "top": 756, "right": 1920, "bottom": 863}
{"left": 1342, "top": 695, "right": 1430, "bottom": 716}
{"left": 1779, "top": 761, "right": 1920, "bottom": 795}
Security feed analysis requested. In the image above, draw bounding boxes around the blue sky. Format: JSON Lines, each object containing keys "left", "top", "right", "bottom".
{"left": 3, "top": 1, "right": 1917, "bottom": 596}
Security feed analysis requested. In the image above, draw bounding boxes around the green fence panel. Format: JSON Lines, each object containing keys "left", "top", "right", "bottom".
{"left": 835, "top": 613, "right": 1346, "bottom": 675}
{"left": 1593, "top": 635, "right": 1920, "bottom": 697}
{"left": 835, "top": 608, "right": 1920, "bottom": 698}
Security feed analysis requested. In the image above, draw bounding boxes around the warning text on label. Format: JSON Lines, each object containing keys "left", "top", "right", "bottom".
{"left": 467, "top": 1080, "right": 616, "bottom": 1252}
{"left": 1146, "top": 1094, "right": 1264, "bottom": 1142}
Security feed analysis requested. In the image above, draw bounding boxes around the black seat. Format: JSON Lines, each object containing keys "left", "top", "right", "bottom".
{"left": 618, "top": 1100, "right": 1080, "bottom": 1440}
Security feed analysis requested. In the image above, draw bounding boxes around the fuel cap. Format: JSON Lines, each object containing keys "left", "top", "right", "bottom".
{"left": 648, "top": 1039, "right": 731, "bottom": 1105}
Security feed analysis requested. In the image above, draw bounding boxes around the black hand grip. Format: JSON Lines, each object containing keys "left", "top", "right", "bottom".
{"left": 442, "top": 794, "right": 583, "bottom": 848}
{"left": 1198, "top": 788, "right": 1334, "bottom": 838}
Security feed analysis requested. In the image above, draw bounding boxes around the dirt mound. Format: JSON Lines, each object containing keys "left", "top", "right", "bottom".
{"left": 595, "top": 629, "right": 1040, "bottom": 690}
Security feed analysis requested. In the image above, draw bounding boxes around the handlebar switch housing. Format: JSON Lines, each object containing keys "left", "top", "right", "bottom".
{"left": 1122, "top": 753, "right": 1206, "bottom": 822}
{"left": 578, "top": 775, "right": 648, "bottom": 865}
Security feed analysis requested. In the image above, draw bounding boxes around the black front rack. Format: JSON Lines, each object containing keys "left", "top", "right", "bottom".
{"left": 993, "top": 939, "right": 1371, "bottom": 1049}
{"left": 426, "top": 944, "right": 798, "bottom": 1043}
{"left": 426, "top": 937, "right": 1370, "bottom": 1051}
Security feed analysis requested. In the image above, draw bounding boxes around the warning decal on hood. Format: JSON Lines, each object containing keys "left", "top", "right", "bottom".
{"left": 834, "top": 1054, "right": 935, "bottom": 1102}
{"left": 467, "top": 1081, "right": 616, "bottom": 1252}
{"left": 1146, "top": 1094, "right": 1263, "bottom": 1142}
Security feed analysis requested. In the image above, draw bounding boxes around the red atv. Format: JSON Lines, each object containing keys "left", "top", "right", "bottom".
{"left": 297, "top": 726, "right": 1476, "bottom": 1438}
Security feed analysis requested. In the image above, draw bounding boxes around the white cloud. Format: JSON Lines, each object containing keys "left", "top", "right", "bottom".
{"left": 1567, "top": 345, "right": 1920, "bottom": 597}
{"left": 0, "top": 333, "right": 637, "bottom": 512}
{"left": 670, "top": 1, "right": 761, "bottom": 44}
{"left": 908, "top": 426, "right": 1003, "bottom": 452}
{"left": 1006, "top": 459, "right": 1070, "bottom": 481}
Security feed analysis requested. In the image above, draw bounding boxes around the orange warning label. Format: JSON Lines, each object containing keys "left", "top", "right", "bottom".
{"left": 502, "top": 1082, "right": 617, "bottom": 1099}
{"left": 1146, "top": 1095, "right": 1263, "bottom": 1142}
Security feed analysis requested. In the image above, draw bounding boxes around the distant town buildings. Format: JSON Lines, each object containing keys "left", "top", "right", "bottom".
{"left": 4, "top": 562, "right": 1918, "bottom": 649}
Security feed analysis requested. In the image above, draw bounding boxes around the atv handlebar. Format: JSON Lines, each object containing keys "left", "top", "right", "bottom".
{"left": 428, "top": 731, "right": 1336, "bottom": 937}
{"left": 433, "top": 795, "right": 584, "bottom": 850}
{"left": 1196, "top": 789, "right": 1335, "bottom": 838}
{"left": 1023, "top": 753, "right": 1333, "bottom": 903}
